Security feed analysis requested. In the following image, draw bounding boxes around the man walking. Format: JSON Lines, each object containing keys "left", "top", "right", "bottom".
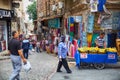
{"left": 22, "top": 35, "right": 30, "bottom": 59}
{"left": 57, "top": 36, "right": 72, "bottom": 73}
{"left": 8, "top": 31, "right": 27, "bottom": 80}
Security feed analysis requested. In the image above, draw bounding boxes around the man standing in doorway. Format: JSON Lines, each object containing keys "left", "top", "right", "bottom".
{"left": 57, "top": 36, "right": 72, "bottom": 73}
{"left": 8, "top": 31, "right": 27, "bottom": 80}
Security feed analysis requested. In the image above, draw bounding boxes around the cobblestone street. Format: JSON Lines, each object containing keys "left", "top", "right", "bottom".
{"left": 0, "top": 51, "right": 58, "bottom": 80}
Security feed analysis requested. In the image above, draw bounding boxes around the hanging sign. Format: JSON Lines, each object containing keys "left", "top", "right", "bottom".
{"left": 48, "top": 18, "right": 60, "bottom": 28}
{"left": 0, "top": 9, "right": 14, "bottom": 19}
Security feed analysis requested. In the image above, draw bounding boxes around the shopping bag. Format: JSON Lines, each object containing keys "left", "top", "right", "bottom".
{"left": 23, "top": 61, "right": 31, "bottom": 73}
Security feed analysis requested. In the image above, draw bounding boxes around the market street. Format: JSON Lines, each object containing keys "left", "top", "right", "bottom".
{"left": 0, "top": 51, "right": 120, "bottom": 80}
{"left": 0, "top": 51, "right": 58, "bottom": 80}
{"left": 51, "top": 67, "right": 120, "bottom": 80}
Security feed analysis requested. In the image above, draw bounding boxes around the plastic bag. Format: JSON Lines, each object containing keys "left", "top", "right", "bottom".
{"left": 23, "top": 61, "right": 31, "bottom": 73}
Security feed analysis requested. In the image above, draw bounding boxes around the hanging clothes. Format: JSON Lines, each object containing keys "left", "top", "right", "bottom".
{"left": 74, "top": 39, "right": 78, "bottom": 52}
{"left": 90, "top": 0, "right": 98, "bottom": 12}
{"left": 91, "top": 33, "right": 99, "bottom": 47}
{"left": 98, "top": 0, "right": 106, "bottom": 12}
{"left": 87, "top": 15, "right": 95, "bottom": 33}
{"left": 70, "top": 44, "right": 75, "bottom": 58}
{"left": 87, "top": 33, "right": 93, "bottom": 47}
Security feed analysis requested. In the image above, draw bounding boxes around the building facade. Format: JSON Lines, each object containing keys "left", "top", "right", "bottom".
{"left": 0, "top": 0, "right": 23, "bottom": 52}
{"left": 37, "top": 0, "right": 64, "bottom": 40}
{"left": 37, "top": 0, "right": 120, "bottom": 48}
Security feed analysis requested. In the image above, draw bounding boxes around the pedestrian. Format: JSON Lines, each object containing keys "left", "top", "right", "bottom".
{"left": 22, "top": 35, "right": 30, "bottom": 59}
{"left": 36, "top": 41, "right": 40, "bottom": 53}
{"left": 8, "top": 31, "right": 27, "bottom": 80}
{"left": 57, "top": 36, "right": 72, "bottom": 73}
{"left": 42, "top": 38, "right": 46, "bottom": 51}
{"left": 95, "top": 32, "right": 106, "bottom": 48}
{"left": 40, "top": 40, "right": 43, "bottom": 52}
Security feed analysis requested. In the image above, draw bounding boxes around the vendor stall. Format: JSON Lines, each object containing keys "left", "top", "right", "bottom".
{"left": 74, "top": 47, "right": 118, "bottom": 69}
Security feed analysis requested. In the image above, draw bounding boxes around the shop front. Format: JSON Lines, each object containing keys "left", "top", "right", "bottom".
{"left": 63, "top": 1, "right": 120, "bottom": 58}
{"left": 0, "top": 9, "right": 14, "bottom": 52}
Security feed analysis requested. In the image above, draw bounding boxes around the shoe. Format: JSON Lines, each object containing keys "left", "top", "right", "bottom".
{"left": 67, "top": 71, "right": 72, "bottom": 73}
{"left": 57, "top": 70, "right": 62, "bottom": 72}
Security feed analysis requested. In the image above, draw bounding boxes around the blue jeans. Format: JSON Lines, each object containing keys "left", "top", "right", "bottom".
{"left": 9, "top": 54, "right": 22, "bottom": 80}
{"left": 36, "top": 47, "right": 40, "bottom": 53}
{"left": 23, "top": 49, "right": 29, "bottom": 59}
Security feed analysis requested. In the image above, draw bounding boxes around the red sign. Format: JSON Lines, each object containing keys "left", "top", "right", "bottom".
{"left": 108, "top": 54, "right": 115, "bottom": 59}
{"left": 80, "top": 53, "right": 88, "bottom": 59}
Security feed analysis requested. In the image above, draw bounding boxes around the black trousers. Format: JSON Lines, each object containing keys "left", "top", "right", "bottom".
{"left": 23, "top": 49, "right": 29, "bottom": 59}
{"left": 57, "top": 58, "right": 71, "bottom": 72}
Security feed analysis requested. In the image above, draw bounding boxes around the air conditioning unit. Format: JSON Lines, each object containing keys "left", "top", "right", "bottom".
{"left": 58, "top": 1, "right": 63, "bottom": 9}
{"left": 52, "top": 5, "right": 57, "bottom": 11}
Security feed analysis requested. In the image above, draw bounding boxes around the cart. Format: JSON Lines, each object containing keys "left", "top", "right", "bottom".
{"left": 74, "top": 50, "right": 118, "bottom": 69}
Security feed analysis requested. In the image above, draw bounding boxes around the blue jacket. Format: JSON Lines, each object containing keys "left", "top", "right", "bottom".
{"left": 58, "top": 42, "right": 68, "bottom": 58}
{"left": 22, "top": 40, "right": 30, "bottom": 49}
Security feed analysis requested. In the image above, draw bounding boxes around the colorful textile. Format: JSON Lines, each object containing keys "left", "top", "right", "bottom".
{"left": 69, "top": 32, "right": 74, "bottom": 37}
{"left": 64, "top": 19, "right": 68, "bottom": 29}
{"left": 90, "top": 0, "right": 98, "bottom": 12}
{"left": 87, "top": 33, "right": 92, "bottom": 47}
{"left": 70, "top": 24, "right": 74, "bottom": 27}
{"left": 98, "top": 0, "right": 106, "bottom": 12}
{"left": 70, "top": 36, "right": 73, "bottom": 43}
{"left": 69, "top": 17, "right": 74, "bottom": 23}
{"left": 87, "top": 15, "right": 95, "bottom": 33}
{"left": 91, "top": 33, "right": 99, "bottom": 47}
{"left": 70, "top": 27, "right": 74, "bottom": 32}
{"left": 74, "top": 39, "right": 78, "bottom": 52}
{"left": 81, "top": 32, "right": 87, "bottom": 47}
{"left": 70, "top": 44, "right": 75, "bottom": 58}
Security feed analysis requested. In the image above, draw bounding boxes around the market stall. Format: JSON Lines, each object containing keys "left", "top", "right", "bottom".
{"left": 74, "top": 47, "right": 118, "bottom": 69}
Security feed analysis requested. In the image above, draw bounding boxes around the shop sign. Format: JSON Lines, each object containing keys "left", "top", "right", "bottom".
{"left": 108, "top": 54, "right": 115, "bottom": 59}
{"left": 48, "top": 18, "right": 60, "bottom": 28}
{"left": 0, "top": 9, "right": 14, "bottom": 19}
{"left": 80, "top": 53, "right": 88, "bottom": 59}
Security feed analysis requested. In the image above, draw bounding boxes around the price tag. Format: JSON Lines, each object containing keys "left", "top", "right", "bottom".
{"left": 80, "top": 53, "right": 88, "bottom": 59}
{"left": 108, "top": 54, "right": 115, "bottom": 59}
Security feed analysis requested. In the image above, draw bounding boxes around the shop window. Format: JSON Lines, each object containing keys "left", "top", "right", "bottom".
{"left": 0, "top": 21, "right": 6, "bottom": 51}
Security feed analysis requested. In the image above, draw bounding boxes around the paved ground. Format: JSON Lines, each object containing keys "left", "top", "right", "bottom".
{"left": 0, "top": 50, "right": 120, "bottom": 80}
{"left": 0, "top": 51, "right": 58, "bottom": 80}
{"left": 51, "top": 62, "right": 120, "bottom": 80}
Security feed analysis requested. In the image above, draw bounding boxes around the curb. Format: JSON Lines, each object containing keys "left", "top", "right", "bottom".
{"left": 0, "top": 56, "right": 10, "bottom": 60}
{"left": 45, "top": 65, "right": 57, "bottom": 80}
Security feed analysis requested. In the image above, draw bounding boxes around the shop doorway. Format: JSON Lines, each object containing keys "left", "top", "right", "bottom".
{"left": 0, "top": 21, "right": 7, "bottom": 52}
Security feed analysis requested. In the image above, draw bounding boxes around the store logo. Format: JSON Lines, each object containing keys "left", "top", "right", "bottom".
{"left": 0, "top": 10, "right": 13, "bottom": 18}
